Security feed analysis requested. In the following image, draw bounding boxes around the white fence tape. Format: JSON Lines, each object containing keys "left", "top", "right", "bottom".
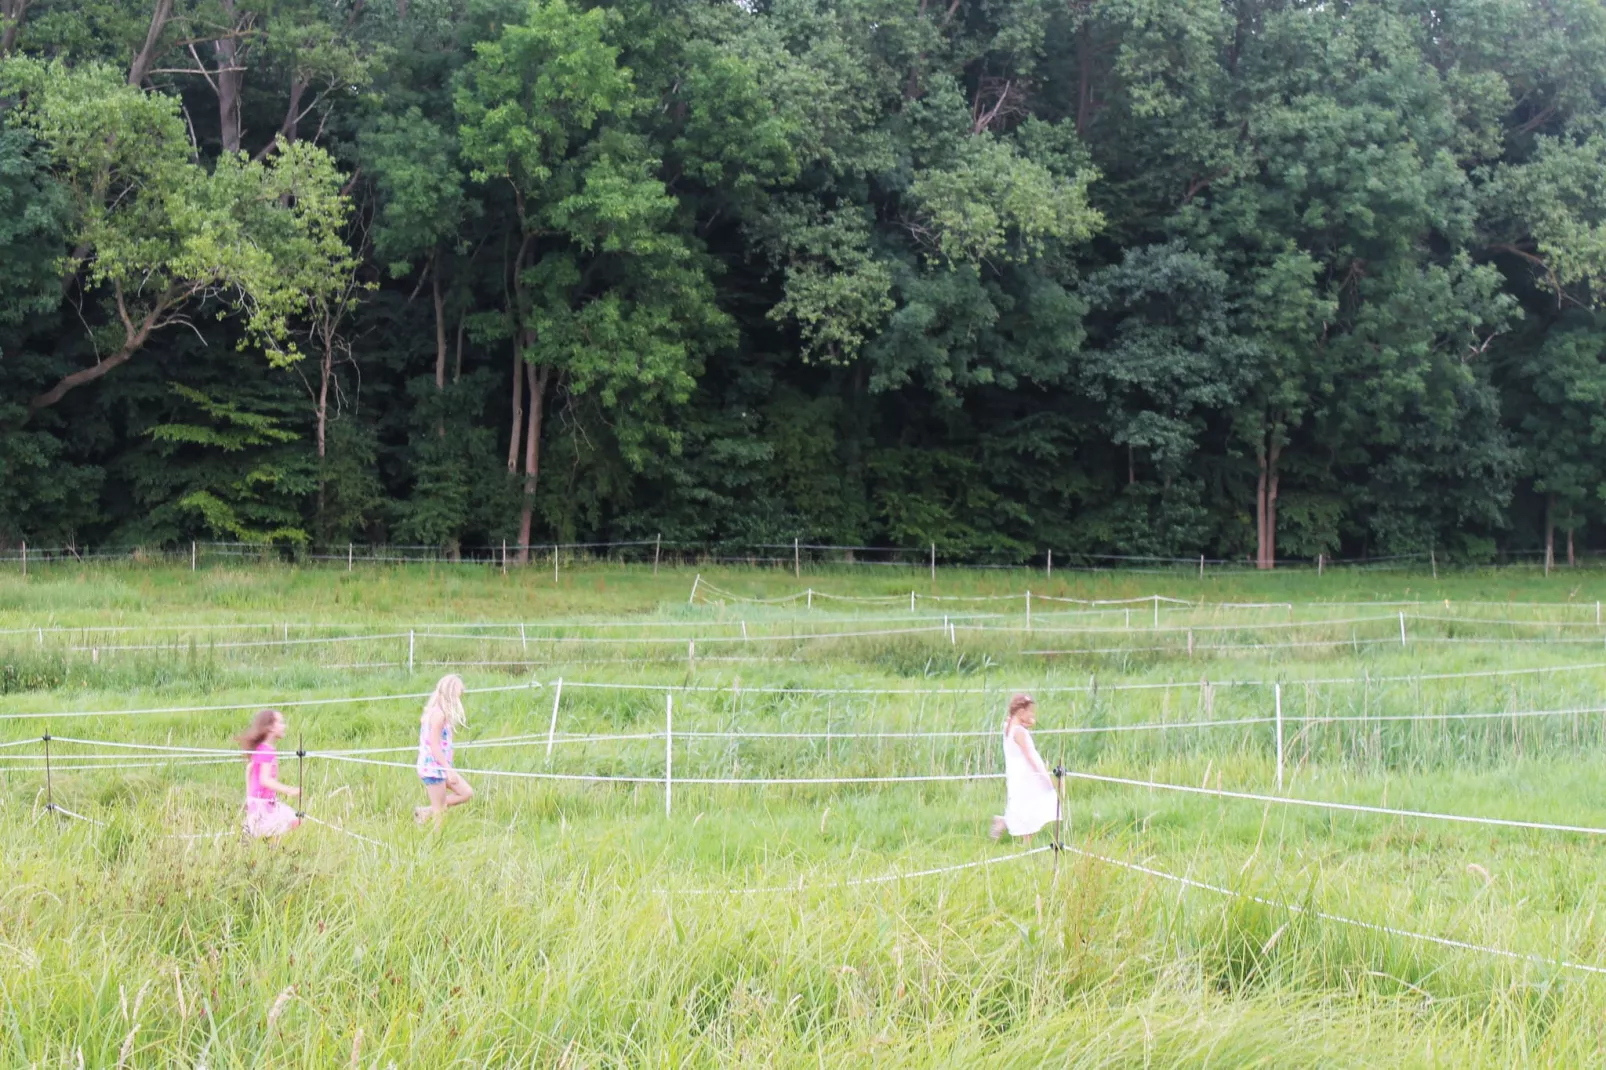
{"left": 1066, "top": 844, "right": 1606, "bottom": 978}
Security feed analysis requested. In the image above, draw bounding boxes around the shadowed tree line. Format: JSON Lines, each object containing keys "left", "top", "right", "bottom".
{"left": 4, "top": 0, "right": 1606, "bottom": 566}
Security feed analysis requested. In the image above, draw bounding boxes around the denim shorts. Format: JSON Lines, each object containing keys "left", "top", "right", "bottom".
{"left": 420, "top": 774, "right": 446, "bottom": 786}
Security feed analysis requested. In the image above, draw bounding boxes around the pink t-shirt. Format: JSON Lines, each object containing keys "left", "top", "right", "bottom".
{"left": 247, "top": 743, "right": 278, "bottom": 800}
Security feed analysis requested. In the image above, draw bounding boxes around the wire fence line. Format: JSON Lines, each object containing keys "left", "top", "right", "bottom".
{"left": 11, "top": 592, "right": 1606, "bottom": 643}
{"left": 14, "top": 719, "right": 1606, "bottom": 837}
{"left": 1060, "top": 844, "right": 1606, "bottom": 980}
{"left": 20, "top": 726, "right": 1606, "bottom": 982}
{"left": 0, "top": 539, "right": 1584, "bottom": 577}
{"left": 663, "top": 834, "right": 1606, "bottom": 980}
{"left": 11, "top": 657, "right": 1606, "bottom": 724}
{"left": 11, "top": 694, "right": 1606, "bottom": 759}
{"left": 16, "top": 611, "right": 1606, "bottom": 672}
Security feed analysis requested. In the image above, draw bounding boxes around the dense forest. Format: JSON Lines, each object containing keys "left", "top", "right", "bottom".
{"left": 3, "top": 0, "right": 1606, "bottom": 565}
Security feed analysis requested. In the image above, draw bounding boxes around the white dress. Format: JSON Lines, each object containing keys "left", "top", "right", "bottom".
{"left": 1001, "top": 721, "right": 1058, "bottom": 836}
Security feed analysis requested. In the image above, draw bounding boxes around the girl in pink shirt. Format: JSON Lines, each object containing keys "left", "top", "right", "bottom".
{"left": 239, "top": 709, "right": 301, "bottom": 838}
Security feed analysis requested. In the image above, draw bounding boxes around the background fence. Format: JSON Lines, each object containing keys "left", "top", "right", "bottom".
{"left": 0, "top": 539, "right": 1576, "bottom": 576}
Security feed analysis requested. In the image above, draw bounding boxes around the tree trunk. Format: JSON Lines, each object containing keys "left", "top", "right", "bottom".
{"left": 315, "top": 333, "right": 332, "bottom": 520}
{"left": 453, "top": 315, "right": 465, "bottom": 383}
{"left": 516, "top": 364, "right": 550, "bottom": 563}
{"left": 1255, "top": 456, "right": 1268, "bottom": 569}
{"left": 280, "top": 79, "right": 306, "bottom": 143}
{"left": 432, "top": 262, "right": 448, "bottom": 439}
{"left": 214, "top": 1, "right": 245, "bottom": 154}
{"left": 316, "top": 340, "right": 332, "bottom": 459}
{"left": 1075, "top": 7, "right": 1092, "bottom": 135}
{"left": 1, "top": 0, "right": 29, "bottom": 54}
{"left": 1255, "top": 434, "right": 1281, "bottom": 570}
{"left": 506, "top": 336, "right": 525, "bottom": 475}
{"left": 1267, "top": 460, "right": 1279, "bottom": 570}
{"left": 1545, "top": 494, "right": 1555, "bottom": 572}
{"left": 432, "top": 266, "right": 448, "bottom": 391}
{"left": 126, "top": 0, "right": 173, "bottom": 86}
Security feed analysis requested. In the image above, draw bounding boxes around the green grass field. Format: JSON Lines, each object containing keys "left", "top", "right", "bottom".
{"left": 3, "top": 561, "right": 1606, "bottom": 1067}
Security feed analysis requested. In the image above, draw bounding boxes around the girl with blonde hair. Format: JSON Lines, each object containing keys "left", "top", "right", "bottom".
{"left": 991, "top": 693, "right": 1057, "bottom": 843}
{"left": 414, "top": 673, "right": 475, "bottom": 825}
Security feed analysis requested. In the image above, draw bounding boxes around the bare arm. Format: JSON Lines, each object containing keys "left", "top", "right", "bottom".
{"left": 260, "top": 773, "right": 300, "bottom": 798}
{"left": 1010, "top": 724, "right": 1052, "bottom": 780}
{"left": 425, "top": 711, "right": 452, "bottom": 770}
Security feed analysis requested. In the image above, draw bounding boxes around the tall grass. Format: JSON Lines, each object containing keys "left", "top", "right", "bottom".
{"left": 2, "top": 563, "right": 1606, "bottom": 1065}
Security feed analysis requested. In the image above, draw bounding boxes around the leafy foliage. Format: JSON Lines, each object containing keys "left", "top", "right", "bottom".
{"left": 5, "top": 0, "right": 1606, "bottom": 561}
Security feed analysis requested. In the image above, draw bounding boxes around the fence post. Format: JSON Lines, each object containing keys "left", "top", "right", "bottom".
{"left": 794, "top": 538, "right": 800, "bottom": 579}
{"left": 930, "top": 543, "right": 936, "bottom": 582}
{"left": 1187, "top": 630, "right": 1193, "bottom": 658}
{"left": 1398, "top": 611, "right": 1406, "bottom": 647}
{"left": 43, "top": 733, "right": 53, "bottom": 817}
{"left": 1153, "top": 596, "right": 1159, "bottom": 629}
{"left": 520, "top": 623, "right": 528, "bottom": 656}
{"left": 545, "top": 678, "right": 564, "bottom": 760}
{"left": 664, "top": 694, "right": 674, "bottom": 817}
{"left": 689, "top": 574, "right": 700, "bottom": 605}
{"left": 1025, "top": 590, "right": 1032, "bottom": 632}
{"left": 191, "top": 540, "right": 196, "bottom": 571}
{"left": 1198, "top": 554, "right": 1204, "bottom": 580}
{"left": 552, "top": 544, "right": 558, "bottom": 583}
{"left": 910, "top": 590, "right": 916, "bottom": 612}
{"left": 501, "top": 541, "right": 506, "bottom": 576}
{"left": 654, "top": 533, "right": 662, "bottom": 575}
{"left": 349, "top": 543, "right": 355, "bottom": 573}
{"left": 408, "top": 630, "right": 415, "bottom": 673}
{"left": 296, "top": 732, "right": 307, "bottom": 821}
{"left": 1274, "top": 684, "right": 1284, "bottom": 791}
{"left": 1430, "top": 549, "right": 1437, "bottom": 580}
{"left": 1053, "top": 765, "right": 1065, "bottom": 866}
{"left": 806, "top": 588, "right": 813, "bottom": 609}
{"left": 688, "top": 639, "right": 695, "bottom": 670}
{"left": 1318, "top": 553, "right": 1324, "bottom": 576}
{"left": 20, "top": 540, "right": 25, "bottom": 578}
{"left": 1046, "top": 550, "right": 1052, "bottom": 578}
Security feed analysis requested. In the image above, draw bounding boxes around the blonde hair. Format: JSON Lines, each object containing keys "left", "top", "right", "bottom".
{"left": 423, "top": 674, "right": 467, "bottom": 729}
{"left": 1007, "top": 693, "right": 1035, "bottom": 719}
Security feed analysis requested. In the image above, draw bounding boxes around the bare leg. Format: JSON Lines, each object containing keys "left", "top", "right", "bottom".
{"left": 424, "top": 773, "right": 474, "bottom": 824}
{"left": 990, "top": 816, "right": 1007, "bottom": 841}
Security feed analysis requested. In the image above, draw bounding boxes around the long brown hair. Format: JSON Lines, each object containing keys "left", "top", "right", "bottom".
{"left": 1006, "top": 693, "right": 1036, "bottom": 726}
{"left": 237, "top": 709, "right": 282, "bottom": 751}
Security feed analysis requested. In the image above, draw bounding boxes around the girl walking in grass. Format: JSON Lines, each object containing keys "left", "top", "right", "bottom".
{"left": 239, "top": 709, "right": 301, "bottom": 838}
{"left": 415, "top": 673, "right": 474, "bottom": 825}
{"left": 991, "top": 693, "right": 1056, "bottom": 844}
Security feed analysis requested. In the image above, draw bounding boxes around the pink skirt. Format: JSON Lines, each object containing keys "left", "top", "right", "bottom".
{"left": 244, "top": 796, "right": 300, "bottom": 838}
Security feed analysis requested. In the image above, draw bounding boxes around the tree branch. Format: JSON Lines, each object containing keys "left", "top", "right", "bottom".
{"left": 29, "top": 286, "right": 182, "bottom": 411}
{"left": 128, "top": 0, "right": 175, "bottom": 87}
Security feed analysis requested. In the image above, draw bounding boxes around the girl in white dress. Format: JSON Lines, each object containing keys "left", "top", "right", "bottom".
{"left": 991, "top": 693, "right": 1057, "bottom": 843}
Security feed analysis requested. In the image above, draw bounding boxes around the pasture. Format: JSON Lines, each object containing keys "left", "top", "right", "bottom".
{"left": 2, "top": 561, "right": 1606, "bottom": 1066}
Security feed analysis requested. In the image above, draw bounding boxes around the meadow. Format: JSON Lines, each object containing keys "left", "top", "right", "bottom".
{"left": 2, "top": 561, "right": 1606, "bottom": 1067}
